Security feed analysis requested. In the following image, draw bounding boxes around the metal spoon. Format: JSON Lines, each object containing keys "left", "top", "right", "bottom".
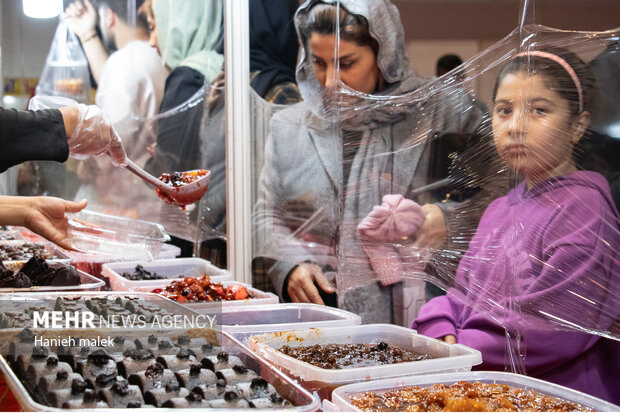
{"left": 124, "top": 159, "right": 210, "bottom": 207}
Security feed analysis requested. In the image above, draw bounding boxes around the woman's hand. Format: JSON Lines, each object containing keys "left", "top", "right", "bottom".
{"left": 0, "top": 196, "right": 88, "bottom": 251}
{"left": 287, "top": 262, "right": 335, "bottom": 305}
{"left": 411, "top": 203, "right": 447, "bottom": 251}
{"left": 442, "top": 334, "right": 456, "bottom": 344}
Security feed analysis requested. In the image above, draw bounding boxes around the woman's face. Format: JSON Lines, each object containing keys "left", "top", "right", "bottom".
{"left": 309, "top": 33, "right": 381, "bottom": 94}
{"left": 492, "top": 72, "right": 586, "bottom": 184}
{"left": 145, "top": 10, "right": 160, "bottom": 55}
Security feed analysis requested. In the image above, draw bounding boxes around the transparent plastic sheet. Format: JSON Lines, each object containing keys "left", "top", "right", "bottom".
{"left": 251, "top": 0, "right": 620, "bottom": 399}
{"left": 73, "top": 82, "right": 224, "bottom": 247}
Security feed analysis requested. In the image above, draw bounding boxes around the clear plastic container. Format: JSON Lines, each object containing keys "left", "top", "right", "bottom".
{"left": 102, "top": 257, "right": 232, "bottom": 291}
{"left": 249, "top": 324, "right": 482, "bottom": 400}
{"left": 0, "top": 317, "right": 320, "bottom": 411}
{"left": 330, "top": 371, "right": 620, "bottom": 412}
{"left": 221, "top": 303, "right": 362, "bottom": 344}
{"left": 65, "top": 210, "right": 171, "bottom": 262}
{"left": 158, "top": 243, "right": 182, "bottom": 259}
{"left": 0, "top": 269, "right": 104, "bottom": 292}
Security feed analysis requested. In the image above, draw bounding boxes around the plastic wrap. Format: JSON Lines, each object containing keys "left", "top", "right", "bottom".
{"left": 251, "top": 0, "right": 620, "bottom": 400}
{"left": 35, "top": 21, "right": 91, "bottom": 103}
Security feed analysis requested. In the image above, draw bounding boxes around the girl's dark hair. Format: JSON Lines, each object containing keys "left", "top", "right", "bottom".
{"left": 298, "top": 4, "right": 379, "bottom": 57}
{"left": 493, "top": 46, "right": 600, "bottom": 168}
{"left": 492, "top": 46, "right": 597, "bottom": 118}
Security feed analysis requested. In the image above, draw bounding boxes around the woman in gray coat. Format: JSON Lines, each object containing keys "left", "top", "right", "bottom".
{"left": 253, "top": 0, "right": 485, "bottom": 323}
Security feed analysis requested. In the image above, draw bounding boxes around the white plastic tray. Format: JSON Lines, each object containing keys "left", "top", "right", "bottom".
{"left": 102, "top": 257, "right": 232, "bottom": 291}
{"left": 0, "top": 325, "right": 320, "bottom": 411}
{"left": 330, "top": 371, "right": 620, "bottom": 412}
{"left": 249, "top": 324, "right": 482, "bottom": 400}
{"left": 221, "top": 303, "right": 361, "bottom": 344}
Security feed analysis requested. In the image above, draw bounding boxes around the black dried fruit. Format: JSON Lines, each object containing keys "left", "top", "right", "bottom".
{"left": 232, "top": 364, "right": 249, "bottom": 374}
{"left": 112, "top": 380, "right": 130, "bottom": 396}
{"left": 71, "top": 378, "right": 88, "bottom": 395}
{"left": 177, "top": 335, "right": 191, "bottom": 346}
{"left": 189, "top": 364, "right": 202, "bottom": 376}
{"left": 31, "top": 346, "right": 48, "bottom": 359}
{"left": 224, "top": 390, "right": 240, "bottom": 403}
{"left": 18, "top": 328, "right": 35, "bottom": 343}
{"left": 87, "top": 349, "right": 111, "bottom": 366}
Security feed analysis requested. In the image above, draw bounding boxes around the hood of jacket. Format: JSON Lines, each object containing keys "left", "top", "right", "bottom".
{"left": 294, "top": 0, "right": 427, "bottom": 128}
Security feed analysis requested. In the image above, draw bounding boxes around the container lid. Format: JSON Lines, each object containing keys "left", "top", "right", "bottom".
{"left": 65, "top": 210, "right": 170, "bottom": 261}
{"left": 331, "top": 371, "right": 620, "bottom": 412}
{"left": 249, "top": 324, "right": 482, "bottom": 385}
{"left": 222, "top": 303, "right": 362, "bottom": 333}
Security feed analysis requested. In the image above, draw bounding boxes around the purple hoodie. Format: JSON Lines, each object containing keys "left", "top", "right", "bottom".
{"left": 412, "top": 171, "right": 620, "bottom": 404}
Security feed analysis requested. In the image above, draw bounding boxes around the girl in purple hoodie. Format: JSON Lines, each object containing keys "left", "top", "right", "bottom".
{"left": 410, "top": 47, "right": 620, "bottom": 403}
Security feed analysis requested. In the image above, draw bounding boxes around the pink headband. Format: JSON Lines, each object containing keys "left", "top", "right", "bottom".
{"left": 515, "top": 51, "right": 584, "bottom": 113}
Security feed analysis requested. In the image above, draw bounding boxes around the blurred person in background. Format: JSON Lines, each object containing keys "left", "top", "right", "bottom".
{"left": 254, "top": 0, "right": 484, "bottom": 322}
{"left": 196, "top": 0, "right": 301, "bottom": 276}
{"left": 141, "top": 0, "right": 224, "bottom": 176}
{"left": 436, "top": 53, "right": 463, "bottom": 77}
{"left": 64, "top": 0, "right": 168, "bottom": 214}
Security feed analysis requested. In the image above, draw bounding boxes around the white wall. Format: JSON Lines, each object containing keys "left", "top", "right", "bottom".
{"left": 1, "top": 0, "right": 58, "bottom": 79}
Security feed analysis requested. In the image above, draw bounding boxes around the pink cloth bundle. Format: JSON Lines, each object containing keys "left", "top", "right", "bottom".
{"left": 358, "top": 194, "right": 426, "bottom": 286}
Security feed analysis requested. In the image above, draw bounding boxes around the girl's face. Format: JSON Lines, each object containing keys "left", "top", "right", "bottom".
{"left": 309, "top": 33, "right": 382, "bottom": 95}
{"left": 492, "top": 72, "right": 589, "bottom": 186}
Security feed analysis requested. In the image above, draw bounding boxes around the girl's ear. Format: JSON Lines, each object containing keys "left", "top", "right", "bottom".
{"left": 570, "top": 111, "right": 591, "bottom": 144}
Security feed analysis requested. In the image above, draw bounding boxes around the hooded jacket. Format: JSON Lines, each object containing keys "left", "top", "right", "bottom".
{"left": 412, "top": 171, "right": 620, "bottom": 404}
{"left": 253, "top": 0, "right": 485, "bottom": 323}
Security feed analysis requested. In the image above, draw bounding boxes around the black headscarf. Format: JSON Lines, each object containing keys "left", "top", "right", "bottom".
{"left": 248, "top": 0, "right": 299, "bottom": 98}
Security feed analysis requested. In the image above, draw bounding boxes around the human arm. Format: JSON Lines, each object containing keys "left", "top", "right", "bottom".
{"left": 0, "top": 108, "right": 69, "bottom": 172}
{"left": 252, "top": 118, "right": 328, "bottom": 301}
{"left": 0, "top": 196, "right": 87, "bottom": 250}
{"left": 63, "top": 0, "right": 108, "bottom": 83}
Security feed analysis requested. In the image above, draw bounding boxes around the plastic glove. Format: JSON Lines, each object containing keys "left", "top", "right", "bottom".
{"left": 358, "top": 194, "right": 426, "bottom": 286}
{"left": 29, "top": 95, "right": 127, "bottom": 166}
{"left": 69, "top": 103, "right": 127, "bottom": 166}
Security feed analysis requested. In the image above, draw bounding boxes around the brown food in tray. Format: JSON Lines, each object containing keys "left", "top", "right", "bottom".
{"left": 278, "top": 342, "right": 432, "bottom": 369}
{"left": 349, "top": 381, "right": 595, "bottom": 412}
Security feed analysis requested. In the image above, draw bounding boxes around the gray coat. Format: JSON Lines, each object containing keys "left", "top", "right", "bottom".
{"left": 253, "top": 0, "right": 484, "bottom": 323}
